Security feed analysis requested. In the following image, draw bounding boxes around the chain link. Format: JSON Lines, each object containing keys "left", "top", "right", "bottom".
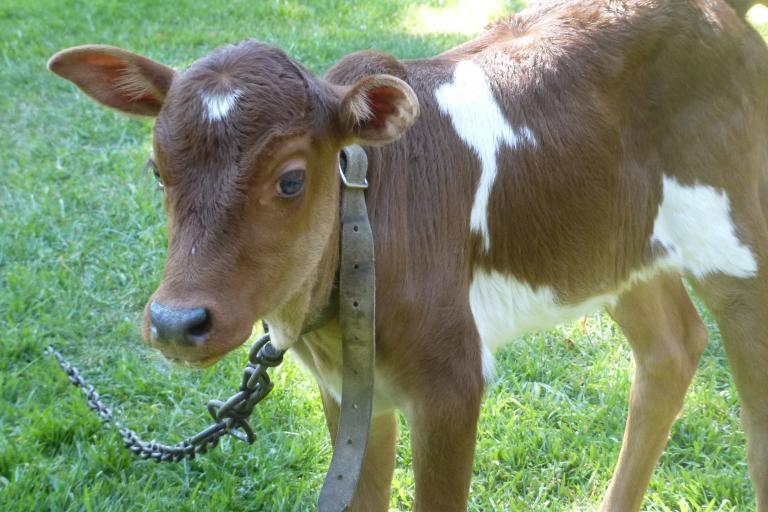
{"left": 46, "top": 332, "right": 285, "bottom": 463}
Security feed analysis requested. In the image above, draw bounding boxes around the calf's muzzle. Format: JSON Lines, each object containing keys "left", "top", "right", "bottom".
{"left": 149, "top": 301, "right": 211, "bottom": 347}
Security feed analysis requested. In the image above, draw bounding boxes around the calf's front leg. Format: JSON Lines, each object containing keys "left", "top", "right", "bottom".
{"left": 405, "top": 373, "right": 483, "bottom": 512}
{"left": 319, "top": 387, "right": 397, "bottom": 512}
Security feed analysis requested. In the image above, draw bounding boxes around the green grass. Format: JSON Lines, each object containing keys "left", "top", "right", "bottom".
{"left": 0, "top": 0, "right": 760, "bottom": 510}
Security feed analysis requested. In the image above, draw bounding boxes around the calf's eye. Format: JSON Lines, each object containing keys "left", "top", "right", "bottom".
{"left": 277, "top": 169, "right": 305, "bottom": 197}
{"left": 147, "top": 158, "right": 164, "bottom": 191}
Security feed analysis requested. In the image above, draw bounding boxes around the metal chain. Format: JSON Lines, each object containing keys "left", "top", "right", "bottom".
{"left": 45, "top": 332, "right": 285, "bottom": 463}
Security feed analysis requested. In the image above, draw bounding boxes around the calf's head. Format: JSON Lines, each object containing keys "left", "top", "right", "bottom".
{"left": 49, "top": 41, "right": 418, "bottom": 367}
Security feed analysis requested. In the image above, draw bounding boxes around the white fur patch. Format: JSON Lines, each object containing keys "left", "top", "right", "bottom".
{"left": 435, "top": 60, "right": 537, "bottom": 252}
{"left": 469, "top": 176, "right": 758, "bottom": 362}
{"left": 652, "top": 176, "right": 757, "bottom": 278}
{"left": 201, "top": 89, "right": 241, "bottom": 122}
{"left": 293, "top": 329, "right": 399, "bottom": 414}
{"left": 480, "top": 341, "right": 496, "bottom": 383}
{"left": 469, "top": 269, "right": 619, "bottom": 352}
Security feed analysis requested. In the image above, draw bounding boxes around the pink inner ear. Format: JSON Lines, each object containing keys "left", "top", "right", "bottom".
{"left": 83, "top": 54, "right": 129, "bottom": 84}
{"left": 83, "top": 53, "right": 162, "bottom": 107}
{"left": 365, "top": 86, "right": 402, "bottom": 129}
{"left": 83, "top": 54, "right": 127, "bottom": 68}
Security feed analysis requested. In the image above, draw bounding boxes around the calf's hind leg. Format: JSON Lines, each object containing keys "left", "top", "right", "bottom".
{"left": 693, "top": 272, "right": 768, "bottom": 511}
{"left": 601, "top": 275, "right": 708, "bottom": 512}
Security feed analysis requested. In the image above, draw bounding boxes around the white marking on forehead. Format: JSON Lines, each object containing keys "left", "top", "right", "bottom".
{"left": 652, "top": 176, "right": 757, "bottom": 278}
{"left": 435, "top": 60, "right": 537, "bottom": 252}
{"left": 201, "top": 89, "right": 242, "bottom": 122}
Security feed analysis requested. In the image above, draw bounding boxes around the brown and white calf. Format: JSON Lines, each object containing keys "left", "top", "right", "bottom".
{"left": 49, "top": 0, "right": 768, "bottom": 509}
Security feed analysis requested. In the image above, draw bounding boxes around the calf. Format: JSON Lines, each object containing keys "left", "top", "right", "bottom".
{"left": 49, "top": 0, "right": 768, "bottom": 510}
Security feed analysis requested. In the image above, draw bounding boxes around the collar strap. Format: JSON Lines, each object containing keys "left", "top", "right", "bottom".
{"left": 318, "top": 145, "right": 376, "bottom": 511}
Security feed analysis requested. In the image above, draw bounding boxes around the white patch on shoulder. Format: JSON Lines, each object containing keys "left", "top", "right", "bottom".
{"left": 435, "top": 60, "right": 537, "bottom": 252}
{"left": 469, "top": 269, "right": 618, "bottom": 352}
{"left": 653, "top": 176, "right": 757, "bottom": 278}
{"left": 201, "top": 89, "right": 242, "bottom": 122}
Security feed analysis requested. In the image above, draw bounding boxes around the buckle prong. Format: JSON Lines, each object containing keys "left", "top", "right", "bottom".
{"left": 339, "top": 165, "right": 368, "bottom": 190}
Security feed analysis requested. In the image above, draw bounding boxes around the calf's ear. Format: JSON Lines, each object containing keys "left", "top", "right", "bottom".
{"left": 48, "top": 45, "right": 175, "bottom": 117}
{"left": 337, "top": 74, "right": 419, "bottom": 146}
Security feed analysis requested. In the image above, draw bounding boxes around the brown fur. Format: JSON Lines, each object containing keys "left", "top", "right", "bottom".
{"left": 48, "top": 1, "right": 768, "bottom": 510}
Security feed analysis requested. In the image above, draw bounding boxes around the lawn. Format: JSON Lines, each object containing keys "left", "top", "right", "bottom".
{"left": 0, "top": 0, "right": 763, "bottom": 510}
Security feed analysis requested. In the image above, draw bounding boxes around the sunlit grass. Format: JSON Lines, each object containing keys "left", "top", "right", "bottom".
{"left": 406, "top": 0, "right": 511, "bottom": 36}
{"left": 748, "top": 4, "right": 768, "bottom": 25}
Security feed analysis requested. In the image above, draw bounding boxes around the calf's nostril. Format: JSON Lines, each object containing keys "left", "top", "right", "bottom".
{"left": 187, "top": 308, "right": 211, "bottom": 338}
{"left": 149, "top": 301, "right": 212, "bottom": 346}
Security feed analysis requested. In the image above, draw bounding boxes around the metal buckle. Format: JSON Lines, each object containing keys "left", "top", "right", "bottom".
{"left": 339, "top": 147, "right": 369, "bottom": 190}
{"left": 339, "top": 165, "right": 368, "bottom": 190}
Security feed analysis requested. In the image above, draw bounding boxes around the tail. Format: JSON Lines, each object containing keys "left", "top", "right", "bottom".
{"left": 727, "top": 0, "right": 768, "bottom": 16}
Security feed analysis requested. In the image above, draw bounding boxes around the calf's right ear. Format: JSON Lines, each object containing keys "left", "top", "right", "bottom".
{"left": 48, "top": 45, "right": 175, "bottom": 117}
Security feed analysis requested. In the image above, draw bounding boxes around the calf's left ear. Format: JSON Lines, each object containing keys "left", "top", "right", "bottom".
{"left": 338, "top": 75, "right": 419, "bottom": 146}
